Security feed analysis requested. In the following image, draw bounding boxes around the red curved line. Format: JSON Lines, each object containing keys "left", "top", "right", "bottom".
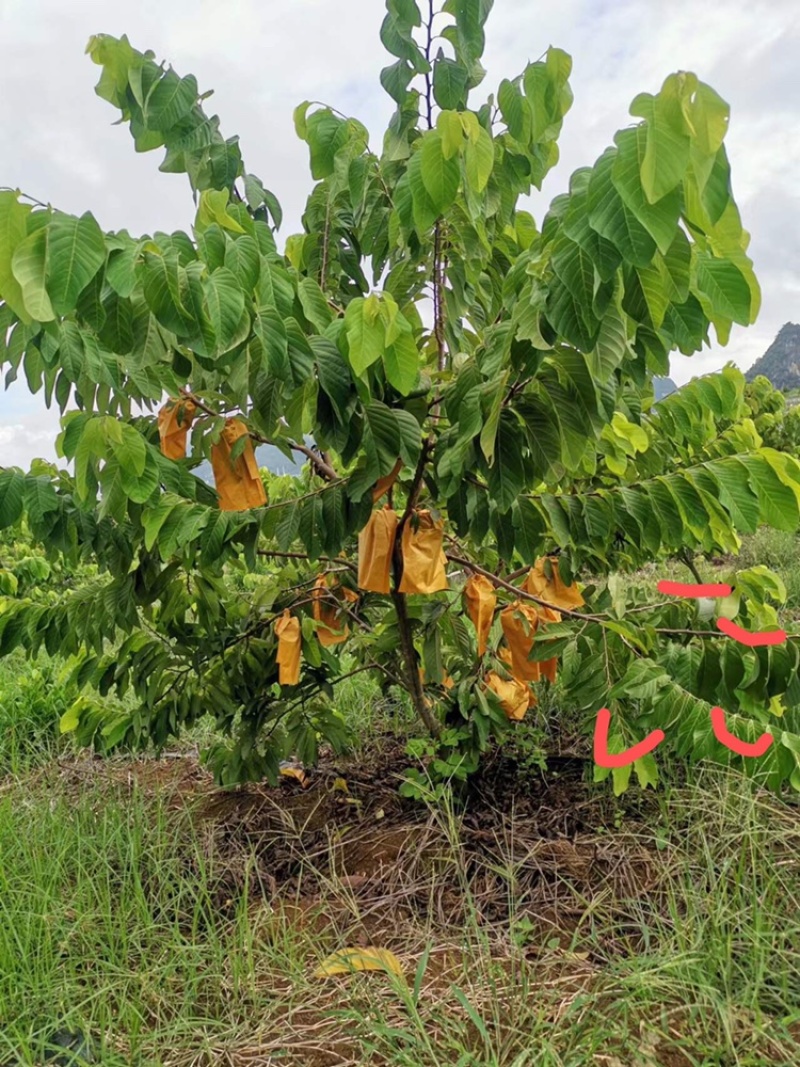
{"left": 658, "top": 580, "right": 732, "bottom": 598}
{"left": 710, "top": 706, "right": 774, "bottom": 758}
{"left": 716, "top": 617, "right": 787, "bottom": 647}
{"left": 593, "top": 708, "right": 665, "bottom": 769}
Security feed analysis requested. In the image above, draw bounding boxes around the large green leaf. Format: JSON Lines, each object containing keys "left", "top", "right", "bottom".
{"left": 419, "top": 132, "right": 460, "bottom": 216}
{"left": 47, "top": 212, "right": 106, "bottom": 316}
{"left": 11, "top": 227, "right": 53, "bottom": 322}
{"left": 345, "top": 296, "right": 385, "bottom": 377}
{"left": 433, "top": 58, "right": 469, "bottom": 110}
{"left": 145, "top": 71, "right": 198, "bottom": 131}
{"left": 695, "top": 253, "right": 752, "bottom": 326}
{"left": 0, "top": 469, "right": 25, "bottom": 529}
{"left": 631, "top": 75, "right": 693, "bottom": 204}
{"left": 0, "top": 192, "right": 33, "bottom": 321}
{"left": 204, "top": 267, "right": 246, "bottom": 354}
{"left": 587, "top": 149, "right": 656, "bottom": 268}
{"left": 611, "top": 128, "right": 681, "bottom": 255}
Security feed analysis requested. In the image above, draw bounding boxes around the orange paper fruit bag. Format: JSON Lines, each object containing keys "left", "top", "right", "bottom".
{"left": 398, "top": 509, "right": 448, "bottom": 595}
{"left": 464, "top": 573, "right": 496, "bottom": 657}
{"left": 275, "top": 610, "right": 301, "bottom": 686}
{"left": 210, "top": 419, "right": 267, "bottom": 512}
{"left": 157, "top": 398, "right": 196, "bottom": 460}
{"left": 500, "top": 601, "right": 542, "bottom": 682}
{"left": 358, "top": 506, "right": 399, "bottom": 594}
{"left": 312, "top": 574, "right": 357, "bottom": 647}
{"left": 485, "top": 671, "right": 530, "bottom": 722}
{"left": 372, "top": 458, "right": 403, "bottom": 503}
{"left": 525, "top": 556, "right": 584, "bottom": 621}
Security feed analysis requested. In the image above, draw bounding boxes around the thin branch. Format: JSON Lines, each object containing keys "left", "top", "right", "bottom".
{"left": 390, "top": 436, "right": 441, "bottom": 737}
{"left": 445, "top": 552, "right": 608, "bottom": 623}
{"left": 184, "top": 391, "right": 339, "bottom": 482}
{"left": 678, "top": 548, "right": 704, "bottom": 585}
{"left": 257, "top": 549, "right": 357, "bottom": 573}
{"left": 423, "top": 0, "right": 436, "bottom": 130}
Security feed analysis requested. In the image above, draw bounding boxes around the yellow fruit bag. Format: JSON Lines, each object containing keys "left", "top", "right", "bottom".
{"left": 524, "top": 556, "right": 584, "bottom": 621}
{"left": 275, "top": 609, "right": 301, "bottom": 685}
{"left": 312, "top": 574, "right": 358, "bottom": 647}
{"left": 464, "top": 573, "right": 496, "bottom": 657}
{"left": 157, "top": 398, "right": 196, "bottom": 460}
{"left": 398, "top": 509, "right": 448, "bottom": 595}
{"left": 500, "top": 601, "right": 541, "bottom": 682}
{"left": 358, "top": 506, "right": 399, "bottom": 594}
{"left": 372, "top": 458, "right": 403, "bottom": 503}
{"left": 485, "top": 671, "right": 530, "bottom": 722}
{"left": 210, "top": 419, "right": 267, "bottom": 512}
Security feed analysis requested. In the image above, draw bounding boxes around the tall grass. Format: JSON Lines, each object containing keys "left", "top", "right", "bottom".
{"left": 0, "top": 766, "right": 797, "bottom": 1065}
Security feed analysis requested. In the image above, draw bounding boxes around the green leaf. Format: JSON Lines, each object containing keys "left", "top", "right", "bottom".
{"left": 145, "top": 71, "right": 198, "bottom": 131}
{"left": 384, "top": 326, "right": 420, "bottom": 396}
{"left": 498, "top": 78, "right": 531, "bottom": 143}
{"left": 305, "top": 110, "right": 349, "bottom": 180}
{"left": 196, "top": 190, "right": 247, "bottom": 235}
{"left": 46, "top": 212, "right": 106, "bottom": 316}
{"left": 437, "top": 111, "right": 465, "bottom": 160}
{"left": 611, "top": 127, "right": 681, "bottom": 255}
{"left": 204, "top": 267, "right": 246, "bottom": 354}
{"left": 112, "top": 424, "right": 147, "bottom": 477}
{"left": 345, "top": 297, "right": 385, "bottom": 377}
{"left": 0, "top": 470, "right": 25, "bottom": 529}
{"left": 419, "top": 132, "right": 461, "bottom": 216}
{"left": 12, "top": 227, "right": 54, "bottom": 321}
{"left": 363, "top": 400, "right": 402, "bottom": 475}
{"left": 587, "top": 149, "right": 656, "bottom": 268}
{"left": 255, "top": 309, "right": 289, "bottom": 380}
{"left": 464, "top": 127, "right": 494, "bottom": 194}
{"left": 479, "top": 372, "right": 508, "bottom": 466}
{"left": 298, "top": 276, "right": 333, "bottom": 332}
{"left": 632, "top": 75, "right": 693, "bottom": 204}
{"left": 0, "top": 192, "right": 33, "bottom": 321}
{"left": 695, "top": 253, "right": 752, "bottom": 326}
{"left": 433, "top": 58, "right": 469, "bottom": 110}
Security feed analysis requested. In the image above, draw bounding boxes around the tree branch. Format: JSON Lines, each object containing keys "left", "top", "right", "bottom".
{"left": 390, "top": 436, "right": 441, "bottom": 737}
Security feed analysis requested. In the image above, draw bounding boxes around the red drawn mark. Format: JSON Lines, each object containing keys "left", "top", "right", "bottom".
{"left": 710, "top": 706, "right": 774, "bottom": 758}
{"left": 716, "top": 617, "right": 787, "bottom": 647}
{"left": 593, "top": 707, "right": 665, "bottom": 769}
{"left": 658, "top": 580, "right": 732, "bottom": 598}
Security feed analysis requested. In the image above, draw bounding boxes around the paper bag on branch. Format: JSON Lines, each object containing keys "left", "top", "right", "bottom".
{"left": 500, "top": 601, "right": 542, "bottom": 682}
{"left": 157, "top": 398, "right": 196, "bottom": 460}
{"left": 464, "top": 573, "right": 496, "bottom": 657}
{"left": 485, "top": 671, "right": 530, "bottom": 722}
{"left": 358, "top": 506, "right": 399, "bottom": 594}
{"left": 312, "top": 574, "right": 358, "bottom": 647}
{"left": 210, "top": 419, "right": 267, "bottom": 512}
{"left": 372, "top": 458, "right": 403, "bottom": 503}
{"left": 524, "top": 556, "right": 584, "bottom": 621}
{"left": 275, "top": 609, "right": 301, "bottom": 686}
{"left": 398, "top": 509, "right": 448, "bottom": 595}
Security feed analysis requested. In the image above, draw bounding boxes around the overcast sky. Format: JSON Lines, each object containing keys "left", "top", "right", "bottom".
{"left": 1, "top": 0, "right": 798, "bottom": 469}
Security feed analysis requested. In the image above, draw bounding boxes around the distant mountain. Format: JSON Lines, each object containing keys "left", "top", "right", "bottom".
{"left": 744, "top": 323, "right": 800, "bottom": 390}
{"left": 653, "top": 376, "right": 678, "bottom": 400}
{"left": 195, "top": 443, "right": 304, "bottom": 485}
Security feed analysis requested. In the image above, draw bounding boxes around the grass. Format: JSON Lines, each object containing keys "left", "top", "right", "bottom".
{"left": 0, "top": 653, "right": 71, "bottom": 776}
{"left": 0, "top": 763, "right": 798, "bottom": 1065}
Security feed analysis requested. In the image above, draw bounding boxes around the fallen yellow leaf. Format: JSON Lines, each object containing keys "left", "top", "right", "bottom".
{"left": 279, "top": 764, "right": 307, "bottom": 786}
{"left": 314, "top": 947, "right": 404, "bottom": 979}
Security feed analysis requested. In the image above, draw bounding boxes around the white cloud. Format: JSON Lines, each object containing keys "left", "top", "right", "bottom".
{"left": 0, "top": 0, "right": 797, "bottom": 468}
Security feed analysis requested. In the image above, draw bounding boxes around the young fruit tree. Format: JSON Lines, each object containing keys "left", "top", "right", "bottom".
{"left": 2, "top": 0, "right": 800, "bottom": 794}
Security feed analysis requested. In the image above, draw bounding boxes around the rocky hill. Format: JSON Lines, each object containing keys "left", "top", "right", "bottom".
{"left": 744, "top": 323, "right": 800, "bottom": 390}
{"left": 653, "top": 376, "right": 678, "bottom": 400}
{"left": 195, "top": 443, "right": 304, "bottom": 485}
